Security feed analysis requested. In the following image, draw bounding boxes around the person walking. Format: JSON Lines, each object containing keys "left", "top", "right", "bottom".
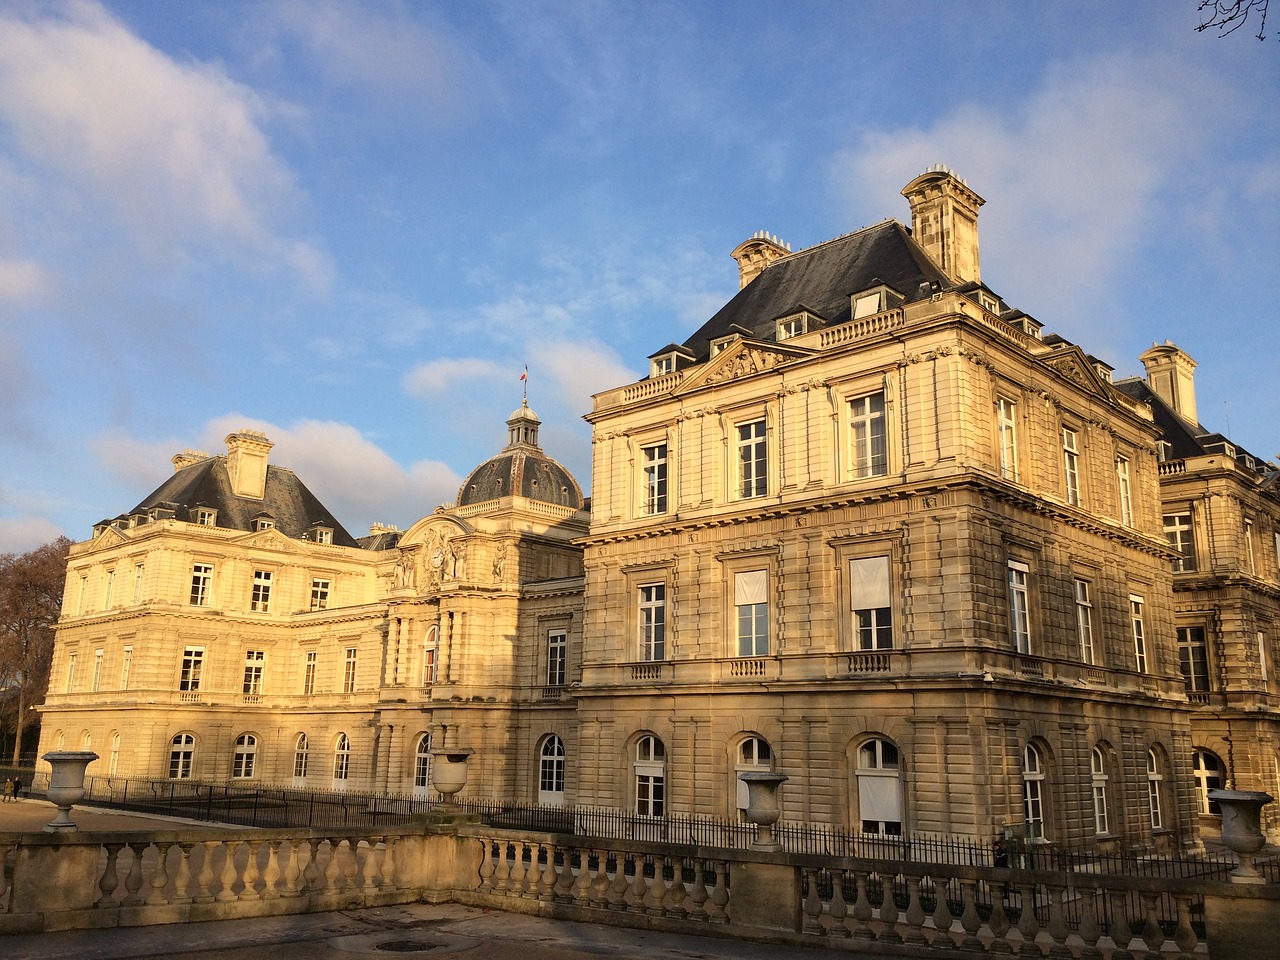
{"left": 3, "top": 778, "right": 13, "bottom": 803}
{"left": 12, "top": 775, "right": 22, "bottom": 800}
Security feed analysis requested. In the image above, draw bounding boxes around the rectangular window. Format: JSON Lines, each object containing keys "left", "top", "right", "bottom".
{"left": 77, "top": 575, "right": 88, "bottom": 614}
{"left": 639, "top": 584, "right": 666, "bottom": 661}
{"left": 547, "top": 630, "right": 567, "bottom": 686}
{"left": 132, "top": 562, "right": 144, "bottom": 604}
{"left": 180, "top": 647, "right": 204, "bottom": 691}
{"left": 1244, "top": 519, "right": 1256, "bottom": 575}
{"left": 120, "top": 646, "right": 132, "bottom": 690}
{"left": 850, "top": 556, "right": 892, "bottom": 650}
{"left": 1008, "top": 561, "right": 1031, "bottom": 654}
{"left": 242, "top": 650, "right": 264, "bottom": 695}
{"left": 777, "top": 316, "right": 805, "bottom": 340}
{"left": 190, "top": 563, "right": 213, "bottom": 606}
{"left": 303, "top": 651, "right": 317, "bottom": 695}
{"left": 1130, "top": 595, "right": 1148, "bottom": 674}
{"left": 996, "top": 397, "right": 1018, "bottom": 481}
{"left": 737, "top": 419, "right": 767, "bottom": 498}
{"left": 850, "top": 392, "right": 888, "bottom": 479}
{"left": 1178, "top": 626, "right": 1210, "bottom": 695}
{"left": 1116, "top": 457, "right": 1133, "bottom": 526}
{"left": 1062, "top": 428, "right": 1081, "bottom": 506}
{"left": 66, "top": 652, "right": 77, "bottom": 693}
{"left": 641, "top": 443, "right": 668, "bottom": 515}
{"left": 1074, "top": 579, "right": 1095, "bottom": 664}
{"left": 250, "top": 570, "right": 272, "bottom": 612}
{"left": 314, "top": 528, "right": 332, "bottom": 545}
{"left": 1259, "top": 631, "right": 1268, "bottom": 684}
{"left": 103, "top": 569, "right": 115, "bottom": 610}
{"left": 734, "top": 571, "right": 769, "bottom": 656}
{"left": 194, "top": 508, "right": 216, "bottom": 526}
{"left": 343, "top": 647, "right": 357, "bottom": 693}
{"left": 92, "top": 649, "right": 103, "bottom": 691}
{"left": 636, "top": 769, "right": 665, "bottom": 817}
{"left": 310, "top": 578, "right": 330, "bottom": 611}
{"left": 1164, "top": 513, "right": 1197, "bottom": 572}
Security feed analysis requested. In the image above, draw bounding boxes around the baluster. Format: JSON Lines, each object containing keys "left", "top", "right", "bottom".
{"left": 360, "top": 839, "right": 380, "bottom": 891}
{"left": 555, "top": 846, "right": 577, "bottom": 902}
{"left": 828, "top": 869, "right": 850, "bottom": 938}
{"left": 261, "top": 840, "right": 282, "bottom": 900}
{"left": 281, "top": 840, "right": 302, "bottom": 896}
{"left": 878, "top": 873, "right": 902, "bottom": 944}
{"left": 535, "top": 843, "right": 556, "bottom": 901}
{"left": 507, "top": 842, "right": 527, "bottom": 896}
{"left": 851, "top": 871, "right": 875, "bottom": 941}
{"left": 667, "top": 857, "right": 689, "bottom": 917}
{"left": 1046, "top": 884, "right": 1070, "bottom": 958}
{"left": 146, "top": 841, "right": 172, "bottom": 906}
{"left": 172, "top": 843, "right": 194, "bottom": 904}
{"left": 478, "top": 840, "right": 497, "bottom": 892}
{"left": 322, "top": 839, "right": 343, "bottom": 893}
{"left": 239, "top": 839, "right": 262, "bottom": 901}
{"left": 342, "top": 838, "right": 360, "bottom": 889}
{"left": 1139, "top": 893, "right": 1165, "bottom": 959}
{"left": 903, "top": 874, "right": 928, "bottom": 946}
{"left": 122, "top": 842, "right": 147, "bottom": 905}
{"left": 989, "top": 888, "right": 1013, "bottom": 955}
{"left": 494, "top": 842, "right": 513, "bottom": 895}
{"left": 216, "top": 840, "right": 239, "bottom": 902}
{"left": 1108, "top": 891, "right": 1135, "bottom": 960}
{"left": 303, "top": 839, "right": 325, "bottom": 893}
{"left": 1077, "top": 887, "right": 1102, "bottom": 960}
{"left": 97, "top": 843, "right": 124, "bottom": 906}
{"left": 707, "top": 859, "right": 729, "bottom": 924}
{"left": 607, "top": 854, "right": 630, "bottom": 910}
{"left": 649, "top": 857, "right": 673, "bottom": 916}
{"left": 194, "top": 840, "right": 220, "bottom": 902}
{"left": 801, "top": 868, "right": 824, "bottom": 935}
{"left": 1172, "top": 895, "right": 1199, "bottom": 960}
{"left": 1015, "top": 881, "right": 1041, "bottom": 957}
{"left": 957, "top": 878, "right": 984, "bottom": 952}
{"left": 570, "top": 848, "right": 594, "bottom": 905}
{"left": 929, "top": 877, "right": 955, "bottom": 949}
{"left": 685, "top": 858, "right": 709, "bottom": 921}
{"left": 627, "top": 854, "right": 649, "bottom": 912}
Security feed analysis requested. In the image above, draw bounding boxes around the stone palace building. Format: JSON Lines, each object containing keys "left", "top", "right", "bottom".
{"left": 37, "top": 168, "right": 1280, "bottom": 849}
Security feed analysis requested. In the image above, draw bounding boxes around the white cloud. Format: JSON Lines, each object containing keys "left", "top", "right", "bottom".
{"left": 0, "top": 1, "right": 329, "bottom": 287}
{"left": 0, "top": 259, "right": 51, "bottom": 305}
{"left": 0, "top": 515, "right": 65, "bottom": 554}
{"left": 526, "top": 339, "right": 639, "bottom": 416}
{"left": 830, "top": 50, "right": 1227, "bottom": 352}
{"left": 403, "top": 357, "right": 505, "bottom": 399}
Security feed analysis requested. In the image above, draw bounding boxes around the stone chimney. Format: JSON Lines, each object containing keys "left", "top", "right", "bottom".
{"left": 224, "top": 430, "right": 273, "bottom": 500}
{"left": 1139, "top": 341, "right": 1199, "bottom": 426}
{"left": 901, "top": 166, "right": 985, "bottom": 284}
{"left": 171, "top": 449, "right": 210, "bottom": 472}
{"left": 731, "top": 231, "right": 791, "bottom": 289}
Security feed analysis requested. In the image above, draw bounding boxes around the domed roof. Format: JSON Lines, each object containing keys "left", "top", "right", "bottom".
{"left": 457, "top": 401, "right": 585, "bottom": 510}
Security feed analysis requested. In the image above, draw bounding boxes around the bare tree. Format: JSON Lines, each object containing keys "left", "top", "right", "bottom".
{"left": 0, "top": 537, "right": 72, "bottom": 764}
{"left": 1198, "top": 0, "right": 1273, "bottom": 40}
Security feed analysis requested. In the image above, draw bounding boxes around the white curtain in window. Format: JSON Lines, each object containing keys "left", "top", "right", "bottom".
{"left": 734, "top": 570, "right": 768, "bottom": 605}
{"left": 858, "top": 774, "right": 901, "bottom": 822}
{"left": 850, "top": 557, "right": 890, "bottom": 608}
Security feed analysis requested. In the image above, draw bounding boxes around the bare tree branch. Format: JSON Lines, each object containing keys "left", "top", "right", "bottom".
{"left": 1198, "top": 0, "right": 1273, "bottom": 41}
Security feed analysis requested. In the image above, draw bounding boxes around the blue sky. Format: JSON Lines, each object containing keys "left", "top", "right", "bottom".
{"left": 1, "top": 1, "right": 1278, "bottom": 552}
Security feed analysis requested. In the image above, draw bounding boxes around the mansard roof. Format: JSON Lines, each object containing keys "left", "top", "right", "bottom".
{"left": 681, "top": 220, "right": 950, "bottom": 362}
{"left": 128, "top": 457, "right": 360, "bottom": 547}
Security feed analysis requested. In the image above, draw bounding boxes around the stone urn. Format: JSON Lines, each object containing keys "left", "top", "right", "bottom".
{"left": 42, "top": 750, "right": 99, "bottom": 833}
{"left": 740, "top": 771, "right": 788, "bottom": 851}
{"left": 429, "top": 748, "right": 474, "bottom": 806}
{"left": 1209, "top": 788, "right": 1274, "bottom": 884}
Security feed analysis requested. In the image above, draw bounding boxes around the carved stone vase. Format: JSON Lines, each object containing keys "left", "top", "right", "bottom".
{"left": 1208, "top": 788, "right": 1274, "bottom": 884}
{"left": 429, "top": 748, "right": 474, "bottom": 806}
{"left": 42, "top": 750, "right": 99, "bottom": 833}
{"left": 740, "top": 771, "right": 789, "bottom": 851}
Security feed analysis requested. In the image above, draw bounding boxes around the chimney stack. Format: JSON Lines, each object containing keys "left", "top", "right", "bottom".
{"left": 901, "top": 166, "right": 984, "bottom": 284}
{"left": 1139, "top": 342, "right": 1199, "bottom": 426}
{"left": 171, "top": 449, "right": 209, "bottom": 472}
{"left": 730, "top": 231, "right": 791, "bottom": 289}
{"left": 224, "top": 430, "right": 273, "bottom": 500}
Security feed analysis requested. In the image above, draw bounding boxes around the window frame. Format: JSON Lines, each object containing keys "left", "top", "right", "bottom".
{"left": 855, "top": 737, "right": 903, "bottom": 835}
{"left": 232, "top": 733, "right": 257, "bottom": 779}
{"left": 736, "top": 418, "right": 768, "bottom": 499}
{"left": 1090, "top": 746, "right": 1110, "bottom": 835}
{"left": 640, "top": 441, "right": 669, "bottom": 516}
{"left": 1008, "top": 561, "right": 1031, "bottom": 654}
{"left": 189, "top": 563, "right": 213, "bottom": 607}
{"left": 849, "top": 390, "right": 888, "bottom": 480}
{"left": 1062, "top": 427, "right": 1081, "bottom": 506}
{"left": 343, "top": 647, "right": 358, "bottom": 694}
{"left": 733, "top": 570, "right": 770, "bottom": 657}
{"left": 637, "top": 582, "right": 666, "bottom": 662}
{"left": 634, "top": 735, "right": 666, "bottom": 818}
{"left": 310, "top": 577, "right": 331, "bottom": 611}
{"left": 1178, "top": 626, "right": 1210, "bottom": 696}
{"left": 1022, "top": 743, "right": 1047, "bottom": 840}
{"left": 546, "top": 629, "right": 567, "bottom": 686}
{"left": 1116, "top": 455, "right": 1134, "bottom": 526}
{"left": 250, "top": 569, "right": 273, "bottom": 613}
{"left": 242, "top": 649, "right": 265, "bottom": 695}
{"left": 1074, "top": 578, "right": 1096, "bottom": 664}
{"left": 539, "top": 734, "right": 567, "bottom": 806}
{"left": 179, "top": 646, "right": 204, "bottom": 692}
{"left": 1130, "top": 595, "right": 1148, "bottom": 674}
{"left": 1146, "top": 749, "right": 1164, "bottom": 831}
{"left": 169, "top": 733, "right": 195, "bottom": 780}
{"left": 1164, "top": 512, "right": 1197, "bottom": 573}
{"left": 293, "top": 733, "right": 309, "bottom": 782}
{"left": 996, "top": 396, "right": 1019, "bottom": 481}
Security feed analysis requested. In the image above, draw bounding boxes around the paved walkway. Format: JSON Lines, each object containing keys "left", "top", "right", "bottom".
{"left": 0, "top": 799, "right": 901, "bottom": 960}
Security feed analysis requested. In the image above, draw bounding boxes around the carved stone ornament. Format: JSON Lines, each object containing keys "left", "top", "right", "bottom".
{"left": 704, "top": 346, "right": 790, "bottom": 385}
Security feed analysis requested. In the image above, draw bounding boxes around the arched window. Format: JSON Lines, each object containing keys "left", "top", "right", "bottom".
{"left": 232, "top": 734, "right": 257, "bottom": 779}
{"left": 1193, "top": 749, "right": 1224, "bottom": 815}
{"left": 332, "top": 733, "right": 351, "bottom": 788}
{"left": 855, "top": 738, "right": 902, "bottom": 835}
{"left": 413, "top": 733, "right": 432, "bottom": 797}
{"left": 634, "top": 735, "right": 665, "bottom": 817}
{"left": 1091, "top": 746, "right": 1109, "bottom": 835}
{"left": 293, "top": 733, "right": 309, "bottom": 783}
{"left": 82, "top": 731, "right": 92, "bottom": 750}
{"left": 54, "top": 730, "right": 65, "bottom": 751}
{"left": 539, "top": 735, "right": 566, "bottom": 807}
{"left": 109, "top": 732, "right": 120, "bottom": 776}
{"left": 735, "top": 736, "right": 773, "bottom": 817}
{"left": 1022, "top": 743, "right": 1046, "bottom": 839}
{"left": 1146, "top": 749, "right": 1164, "bottom": 830}
{"left": 169, "top": 733, "right": 195, "bottom": 779}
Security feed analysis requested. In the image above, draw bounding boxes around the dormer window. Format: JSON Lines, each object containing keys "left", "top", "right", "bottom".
{"left": 851, "top": 286, "right": 902, "bottom": 321}
{"left": 777, "top": 317, "right": 805, "bottom": 340}
{"left": 647, "top": 343, "right": 695, "bottom": 378}
{"left": 978, "top": 292, "right": 1000, "bottom": 314}
{"left": 254, "top": 517, "right": 275, "bottom": 532}
{"left": 710, "top": 334, "right": 739, "bottom": 356}
{"left": 652, "top": 354, "right": 676, "bottom": 376}
{"left": 311, "top": 526, "right": 333, "bottom": 545}
{"left": 194, "top": 508, "right": 217, "bottom": 527}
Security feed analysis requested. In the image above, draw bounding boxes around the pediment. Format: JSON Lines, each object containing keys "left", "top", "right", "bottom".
{"left": 89, "top": 526, "right": 130, "bottom": 549}
{"left": 231, "top": 528, "right": 303, "bottom": 553}
{"left": 399, "top": 513, "right": 474, "bottom": 549}
{"left": 1044, "top": 346, "right": 1112, "bottom": 400}
{"left": 678, "top": 339, "right": 812, "bottom": 392}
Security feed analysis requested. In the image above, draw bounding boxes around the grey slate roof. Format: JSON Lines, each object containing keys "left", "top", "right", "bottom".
{"left": 680, "top": 220, "right": 951, "bottom": 361}
{"left": 457, "top": 451, "right": 584, "bottom": 510}
{"left": 127, "top": 457, "right": 361, "bottom": 547}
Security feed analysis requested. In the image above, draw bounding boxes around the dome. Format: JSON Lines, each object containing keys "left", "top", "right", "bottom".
{"left": 456, "top": 401, "right": 585, "bottom": 509}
